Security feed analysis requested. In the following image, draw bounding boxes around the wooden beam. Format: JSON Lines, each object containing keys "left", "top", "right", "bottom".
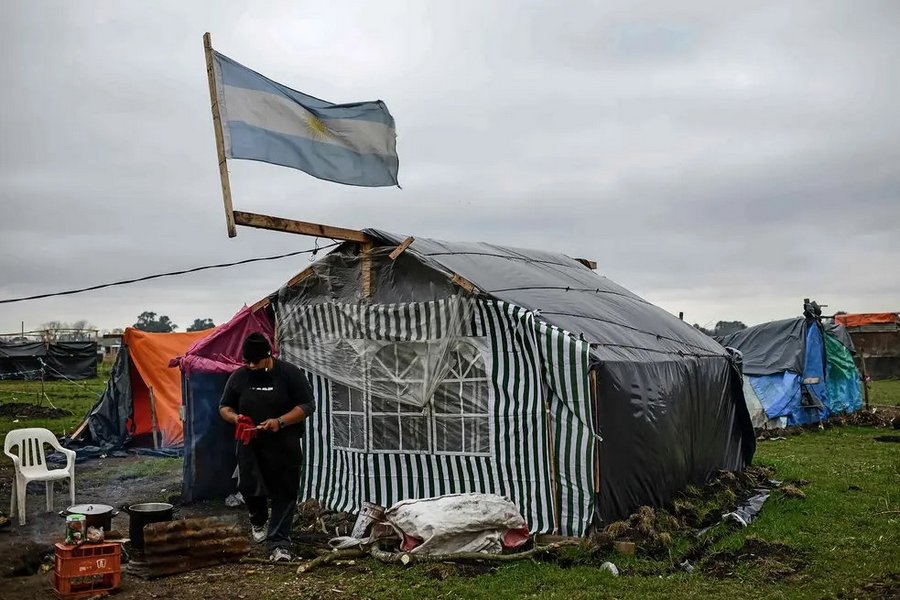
{"left": 233, "top": 210, "right": 371, "bottom": 243}
{"left": 250, "top": 295, "right": 272, "bottom": 313}
{"left": 203, "top": 33, "right": 236, "bottom": 238}
{"left": 450, "top": 273, "right": 477, "bottom": 294}
{"left": 361, "top": 242, "right": 374, "bottom": 298}
{"left": 251, "top": 265, "right": 320, "bottom": 312}
{"left": 574, "top": 257, "right": 597, "bottom": 270}
{"left": 285, "top": 265, "right": 317, "bottom": 288}
{"left": 388, "top": 236, "right": 415, "bottom": 260}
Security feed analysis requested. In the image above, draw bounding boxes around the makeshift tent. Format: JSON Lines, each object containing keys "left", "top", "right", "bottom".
{"left": 78, "top": 328, "right": 212, "bottom": 449}
{"left": 173, "top": 306, "right": 275, "bottom": 503}
{"left": 0, "top": 340, "right": 98, "bottom": 380}
{"left": 835, "top": 312, "right": 900, "bottom": 380}
{"left": 719, "top": 318, "right": 862, "bottom": 428}
{"left": 266, "top": 231, "right": 754, "bottom": 535}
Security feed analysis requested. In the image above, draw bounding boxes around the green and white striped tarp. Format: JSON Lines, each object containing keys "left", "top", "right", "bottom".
{"left": 277, "top": 297, "right": 595, "bottom": 536}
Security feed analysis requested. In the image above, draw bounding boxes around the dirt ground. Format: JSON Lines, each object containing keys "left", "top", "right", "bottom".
{"left": 0, "top": 455, "right": 295, "bottom": 599}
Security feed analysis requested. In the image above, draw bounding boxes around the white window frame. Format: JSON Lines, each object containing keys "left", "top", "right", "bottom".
{"left": 431, "top": 342, "right": 492, "bottom": 457}
{"left": 368, "top": 342, "right": 432, "bottom": 454}
{"left": 330, "top": 381, "right": 367, "bottom": 452}
{"left": 326, "top": 337, "right": 493, "bottom": 457}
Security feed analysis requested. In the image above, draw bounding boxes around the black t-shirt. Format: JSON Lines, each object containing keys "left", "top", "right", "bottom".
{"left": 220, "top": 359, "right": 316, "bottom": 441}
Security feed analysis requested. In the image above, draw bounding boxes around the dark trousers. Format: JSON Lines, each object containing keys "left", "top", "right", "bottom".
{"left": 239, "top": 447, "right": 301, "bottom": 551}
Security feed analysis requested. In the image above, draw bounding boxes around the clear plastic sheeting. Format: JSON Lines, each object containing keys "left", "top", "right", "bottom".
{"left": 278, "top": 293, "right": 475, "bottom": 411}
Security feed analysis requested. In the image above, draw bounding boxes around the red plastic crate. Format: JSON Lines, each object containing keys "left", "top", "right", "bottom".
{"left": 53, "top": 543, "right": 121, "bottom": 599}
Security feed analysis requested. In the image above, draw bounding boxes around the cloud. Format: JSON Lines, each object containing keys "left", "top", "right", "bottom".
{"left": 1, "top": 0, "right": 897, "bottom": 333}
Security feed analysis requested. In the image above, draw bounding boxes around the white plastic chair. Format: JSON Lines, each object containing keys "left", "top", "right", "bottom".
{"left": 3, "top": 428, "right": 76, "bottom": 525}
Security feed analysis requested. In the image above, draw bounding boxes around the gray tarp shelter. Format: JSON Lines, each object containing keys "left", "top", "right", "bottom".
{"left": 268, "top": 231, "right": 755, "bottom": 535}
{"left": 0, "top": 340, "right": 98, "bottom": 381}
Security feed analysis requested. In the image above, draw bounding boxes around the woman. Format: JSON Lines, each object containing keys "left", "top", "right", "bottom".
{"left": 219, "top": 333, "right": 316, "bottom": 562}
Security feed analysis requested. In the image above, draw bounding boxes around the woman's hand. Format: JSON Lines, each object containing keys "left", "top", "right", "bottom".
{"left": 259, "top": 418, "right": 281, "bottom": 432}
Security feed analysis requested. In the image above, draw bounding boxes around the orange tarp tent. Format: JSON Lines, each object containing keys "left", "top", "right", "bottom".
{"left": 835, "top": 313, "right": 899, "bottom": 328}
{"left": 123, "top": 328, "right": 213, "bottom": 447}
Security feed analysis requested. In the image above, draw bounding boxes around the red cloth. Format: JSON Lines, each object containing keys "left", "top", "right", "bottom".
{"left": 171, "top": 305, "right": 276, "bottom": 376}
{"left": 234, "top": 415, "right": 258, "bottom": 446}
{"left": 835, "top": 313, "right": 899, "bottom": 328}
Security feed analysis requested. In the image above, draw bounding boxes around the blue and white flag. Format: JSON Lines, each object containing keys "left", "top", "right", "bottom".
{"left": 212, "top": 51, "right": 399, "bottom": 187}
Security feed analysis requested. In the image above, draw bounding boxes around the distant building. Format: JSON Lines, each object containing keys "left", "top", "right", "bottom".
{"left": 835, "top": 313, "right": 900, "bottom": 380}
{"left": 100, "top": 333, "right": 124, "bottom": 358}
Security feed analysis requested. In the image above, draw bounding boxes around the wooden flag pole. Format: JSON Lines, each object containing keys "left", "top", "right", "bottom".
{"left": 203, "top": 32, "right": 237, "bottom": 238}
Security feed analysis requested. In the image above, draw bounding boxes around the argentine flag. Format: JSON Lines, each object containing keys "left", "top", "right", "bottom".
{"left": 211, "top": 51, "right": 399, "bottom": 187}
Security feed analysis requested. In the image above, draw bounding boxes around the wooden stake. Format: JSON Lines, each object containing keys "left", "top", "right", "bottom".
{"left": 590, "top": 369, "right": 601, "bottom": 496}
{"left": 388, "top": 236, "right": 415, "bottom": 260}
{"left": 544, "top": 397, "right": 561, "bottom": 534}
{"left": 361, "top": 242, "right": 374, "bottom": 298}
{"left": 450, "top": 274, "right": 477, "bottom": 294}
{"left": 148, "top": 386, "right": 160, "bottom": 449}
{"left": 203, "top": 33, "right": 237, "bottom": 238}
{"left": 859, "top": 350, "right": 871, "bottom": 410}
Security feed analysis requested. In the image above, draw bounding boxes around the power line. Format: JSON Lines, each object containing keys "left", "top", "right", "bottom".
{"left": 0, "top": 243, "right": 339, "bottom": 305}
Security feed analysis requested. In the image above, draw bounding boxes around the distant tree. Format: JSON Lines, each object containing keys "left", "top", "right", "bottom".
{"left": 713, "top": 321, "right": 747, "bottom": 337}
{"left": 134, "top": 311, "right": 177, "bottom": 333}
{"left": 187, "top": 318, "right": 215, "bottom": 332}
{"left": 693, "top": 323, "right": 714, "bottom": 336}
{"left": 41, "top": 319, "right": 96, "bottom": 341}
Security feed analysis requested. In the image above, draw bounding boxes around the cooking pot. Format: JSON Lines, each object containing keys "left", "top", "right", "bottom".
{"left": 59, "top": 504, "right": 119, "bottom": 532}
{"left": 125, "top": 502, "right": 174, "bottom": 549}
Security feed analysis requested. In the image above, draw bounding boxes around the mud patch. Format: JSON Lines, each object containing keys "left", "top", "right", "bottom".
{"left": 0, "top": 402, "right": 71, "bottom": 419}
{"left": 702, "top": 537, "right": 807, "bottom": 581}
{"left": 0, "top": 540, "right": 53, "bottom": 577}
{"left": 843, "top": 572, "right": 900, "bottom": 599}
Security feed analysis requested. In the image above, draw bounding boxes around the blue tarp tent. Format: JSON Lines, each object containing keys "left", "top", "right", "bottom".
{"left": 721, "top": 317, "right": 862, "bottom": 428}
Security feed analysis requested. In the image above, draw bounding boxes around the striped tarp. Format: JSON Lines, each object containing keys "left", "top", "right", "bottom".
{"left": 277, "top": 297, "right": 595, "bottom": 536}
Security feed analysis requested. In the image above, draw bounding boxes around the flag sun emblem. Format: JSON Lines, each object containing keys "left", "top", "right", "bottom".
{"left": 305, "top": 114, "right": 331, "bottom": 139}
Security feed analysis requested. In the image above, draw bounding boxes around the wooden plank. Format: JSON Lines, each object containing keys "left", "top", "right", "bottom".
{"left": 613, "top": 541, "right": 635, "bottom": 555}
{"left": 535, "top": 534, "right": 580, "bottom": 545}
{"left": 285, "top": 265, "right": 316, "bottom": 288}
{"left": 69, "top": 418, "right": 90, "bottom": 441}
{"left": 250, "top": 295, "right": 271, "bottom": 313}
{"left": 250, "top": 265, "right": 318, "bottom": 312}
{"left": 590, "top": 369, "right": 601, "bottom": 495}
{"left": 148, "top": 386, "right": 160, "bottom": 449}
{"left": 361, "top": 242, "right": 374, "bottom": 298}
{"left": 203, "top": 33, "right": 236, "bottom": 238}
{"left": 388, "top": 236, "right": 415, "bottom": 260}
{"left": 450, "top": 273, "right": 477, "bottom": 294}
{"left": 233, "top": 210, "right": 371, "bottom": 243}
{"left": 544, "top": 397, "right": 560, "bottom": 535}
{"left": 573, "top": 257, "right": 597, "bottom": 270}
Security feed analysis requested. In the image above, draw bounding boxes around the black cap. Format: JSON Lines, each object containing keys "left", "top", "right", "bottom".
{"left": 242, "top": 332, "right": 272, "bottom": 363}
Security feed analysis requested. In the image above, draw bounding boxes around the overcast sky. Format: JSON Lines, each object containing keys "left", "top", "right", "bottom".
{"left": 1, "top": 1, "right": 897, "bottom": 334}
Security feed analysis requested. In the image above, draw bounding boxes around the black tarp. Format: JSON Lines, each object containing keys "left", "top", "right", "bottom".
{"left": 181, "top": 371, "right": 237, "bottom": 503}
{"left": 296, "top": 231, "right": 755, "bottom": 522}
{"left": 0, "top": 340, "right": 98, "bottom": 380}
{"left": 717, "top": 318, "right": 806, "bottom": 376}
{"left": 79, "top": 345, "right": 133, "bottom": 449}
{"left": 825, "top": 322, "right": 855, "bottom": 352}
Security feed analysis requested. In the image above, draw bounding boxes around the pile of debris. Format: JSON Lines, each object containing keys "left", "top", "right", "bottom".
{"left": 588, "top": 466, "right": 781, "bottom": 558}
{"left": 758, "top": 406, "right": 900, "bottom": 439}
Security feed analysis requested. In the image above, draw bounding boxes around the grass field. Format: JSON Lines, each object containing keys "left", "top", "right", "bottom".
{"left": 870, "top": 378, "right": 900, "bottom": 406}
{"left": 0, "top": 373, "right": 897, "bottom": 598}
{"left": 0, "top": 362, "right": 110, "bottom": 438}
{"left": 276, "top": 424, "right": 896, "bottom": 600}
